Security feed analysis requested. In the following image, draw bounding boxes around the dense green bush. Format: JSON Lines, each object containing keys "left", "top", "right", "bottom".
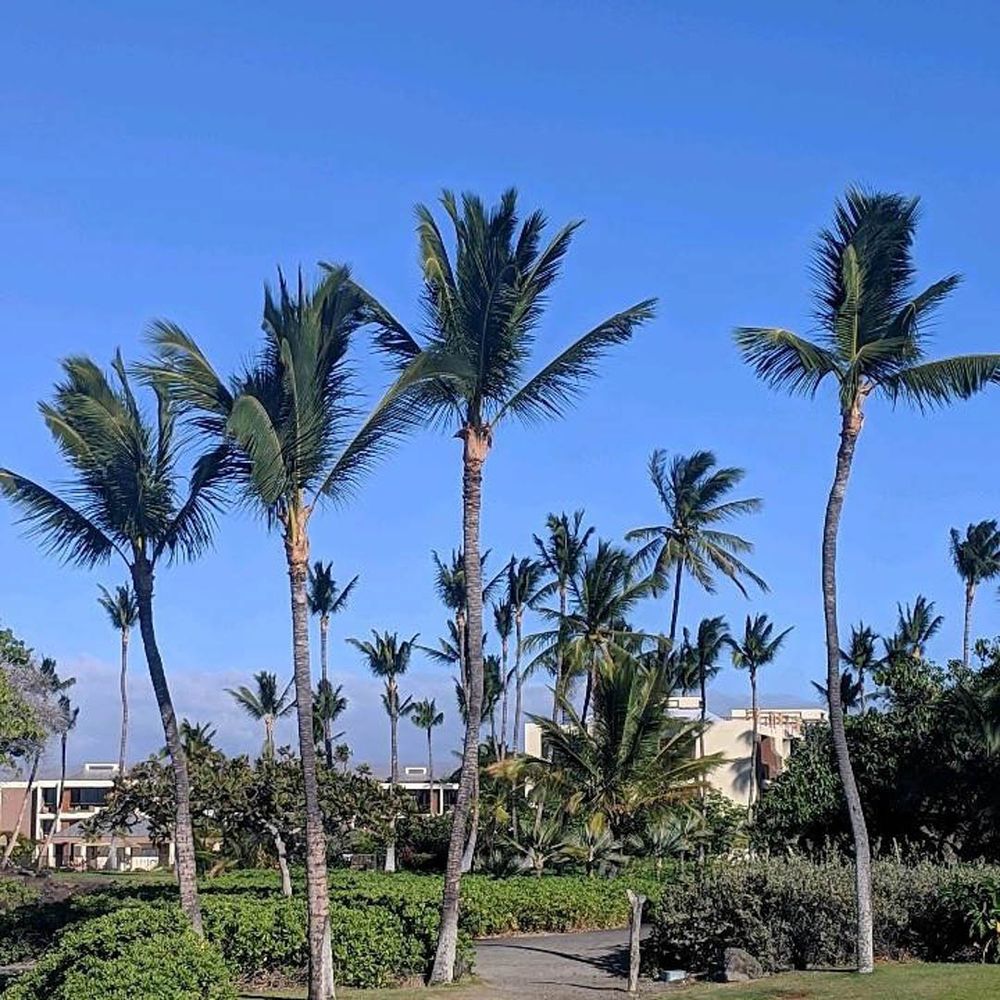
{"left": 1, "top": 904, "right": 235, "bottom": 1000}
{"left": 0, "top": 878, "right": 37, "bottom": 912}
{"left": 647, "top": 858, "right": 1000, "bottom": 974}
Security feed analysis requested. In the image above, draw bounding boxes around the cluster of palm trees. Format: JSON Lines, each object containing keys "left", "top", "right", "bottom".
{"left": 3, "top": 184, "right": 999, "bottom": 994}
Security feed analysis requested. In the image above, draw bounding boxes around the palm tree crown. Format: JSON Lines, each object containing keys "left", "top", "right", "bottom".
{"left": 348, "top": 630, "right": 419, "bottom": 680}
{"left": 411, "top": 698, "right": 445, "bottom": 733}
{"left": 728, "top": 613, "right": 792, "bottom": 674}
{"left": 97, "top": 584, "right": 139, "bottom": 634}
{"left": 307, "top": 561, "right": 358, "bottom": 621}
{"left": 950, "top": 520, "right": 1000, "bottom": 666}
{"left": 226, "top": 671, "right": 295, "bottom": 756}
{"left": 891, "top": 595, "right": 943, "bottom": 659}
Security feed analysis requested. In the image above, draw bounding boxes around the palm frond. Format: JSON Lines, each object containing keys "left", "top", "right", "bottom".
{"left": 733, "top": 327, "right": 840, "bottom": 396}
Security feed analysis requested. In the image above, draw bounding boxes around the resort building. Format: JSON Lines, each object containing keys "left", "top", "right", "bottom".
{"left": 381, "top": 765, "right": 459, "bottom": 816}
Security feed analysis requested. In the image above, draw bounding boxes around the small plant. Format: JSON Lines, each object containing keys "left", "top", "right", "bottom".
{"left": 968, "top": 884, "right": 1000, "bottom": 963}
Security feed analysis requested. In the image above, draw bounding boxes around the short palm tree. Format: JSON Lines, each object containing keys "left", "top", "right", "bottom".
{"left": 812, "top": 669, "right": 864, "bottom": 712}
{"left": 506, "top": 557, "right": 546, "bottom": 754}
{"left": 534, "top": 511, "right": 594, "bottom": 720}
{"left": 677, "top": 616, "right": 730, "bottom": 756}
{"left": 0, "top": 354, "right": 225, "bottom": 932}
{"left": 151, "top": 265, "right": 435, "bottom": 997}
{"left": 227, "top": 671, "right": 295, "bottom": 757}
{"left": 312, "top": 681, "right": 347, "bottom": 755}
{"left": 892, "top": 594, "right": 944, "bottom": 659}
{"left": 37, "top": 693, "right": 78, "bottom": 871}
{"left": 307, "top": 561, "right": 358, "bottom": 766}
{"left": 627, "top": 449, "right": 766, "bottom": 642}
{"left": 840, "top": 622, "right": 879, "bottom": 715}
{"left": 359, "top": 188, "right": 655, "bottom": 983}
{"left": 97, "top": 582, "right": 138, "bottom": 870}
{"left": 726, "top": 613, "right": 792, "bottom": 811}
{"left": 734, "top": 187, "right": 1000, "bottom": 971}
{"left": 410, "top": 698, "right": 445, "bottom": 814}
{"left": 349, "top": 630, "right": 417, "bottom": 872}
{"left": 950, "top": 521, "right": 1000, "bottom": 667}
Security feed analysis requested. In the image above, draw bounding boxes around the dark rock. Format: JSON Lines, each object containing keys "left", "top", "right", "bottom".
{"left": 721, "top": 947, "right": 764, "bottom": 982}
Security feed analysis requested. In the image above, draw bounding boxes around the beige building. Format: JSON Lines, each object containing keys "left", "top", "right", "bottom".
{"left": 524, "top": 697, "right": 826, "bottom": 807}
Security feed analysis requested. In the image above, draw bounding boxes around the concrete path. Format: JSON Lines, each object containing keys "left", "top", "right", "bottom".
{"left": 475, "top": 928, "right": 673, "bottom": 999}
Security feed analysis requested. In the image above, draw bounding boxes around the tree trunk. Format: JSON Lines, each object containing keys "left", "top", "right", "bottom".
{"left": 460, "top": 770, "right": 479, "bottom": 874}
{"left": 626, "top": 889, "right": 646, "bottom": 994}
{"left": 107, "top": 628, "right": 130, "bottom": 872}
{"left": 37, "top": 731, "right": 68, "bottom": 871}
{"left": 320, "top": 615, "right": 333, "bottom": 769}
{"left": 748, "top": 667, "right": 758, "bottom": 812}
{"left": 431, "top": 427, "right": 488, "bottom": 984}
{"left": 699, "top": 662, "right": 708, "bottom": 763}
{"left": 512, "top": 613, "right": 524, "bottom": 754}
{"left": 963, "top": 581, "right": 975, "bottom": 670}
{"left": 668, "top": 560, "right": 684, "bottom": 643}
{"left": 822, "top": 403, "right": 874, "bottom": 974}
{"left": 2, "top": 751, "right": 40, "bottom": 869}
{"left": 132, "top": 560, "right": 203, "bottom": 934}
{"left": 264, "top": 715, "right": 275, "bottom": 758}
{"left": 427, "top": 729, "right": 435, "bottom": 815}
{"left": 499, "top": 635, "right": 510, "bottom": 758}
{"left": 552, "top": 585, "right": 566, "bottom": 722}
{"left": 386, "top": 701, "right": 398, "bottom": 873}
{"left": 285, "top": 521, "right": 335, "bottom": 999}
{"left": 266, "top": 822, "right": 293, "bottom": 898}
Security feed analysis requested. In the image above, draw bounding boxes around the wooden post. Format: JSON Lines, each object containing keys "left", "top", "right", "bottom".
{"left": 626, "top": 889, "right": 647, "bottom": 994}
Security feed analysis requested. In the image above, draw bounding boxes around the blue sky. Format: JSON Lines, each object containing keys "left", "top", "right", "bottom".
{"left": 2, "top": 2, "right": 999, "bottom": 770}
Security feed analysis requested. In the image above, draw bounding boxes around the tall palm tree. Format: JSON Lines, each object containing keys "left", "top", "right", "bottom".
{"left": 950, "top": 521, "right": 1000, "bottom": 667}
{"left": 734, "top": 186, "right": 1000, "bottom": 972}
{"left": 677, "top": 616, "right": 730, "bottom": 757}
{"left": 359, "top": 188, "right": 655, "bottom": 982}
{"left": 840, "top": 622, "right": 879, "bottom": 715}
{"left": 96, "top": 583, "right": 138, "bottom": 871}
{"left": 227, "top": 671, "right": 295, "bottom": 757}
{"left": 0, "top": 354, "right": 226, "bottom": 932}
{"left": 349, "top": 630, "right": 417, "bottom": 872}
{"left": 37, "top": 693, "right": 78, "bottom": 871}
{"left": 507, "top": 557, "right": 546, "bottom": 754}
{"left": 534, "top": 511, "right": 594, "bottom": 721}
{"left": 410, "top": 698, "right": 444, "bottom": 814}
{"left": 726, "top": 613, "right": 791, "bottom": 811}
{"left": 493, "top": 598, "right": 514, "bottom": 754}
{"left": 151, "top": 266, "right": 435, "bottom": 998}
{"left": 627, "top": 449, "right": 766, "bottom": 642}
{"left": 307, "top": 561, "right": 358, "bottom": 766}
{"left": 892, "top": 594, "right": 944, "bottom": 659}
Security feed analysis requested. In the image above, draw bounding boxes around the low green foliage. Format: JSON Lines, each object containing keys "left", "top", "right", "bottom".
{"left": 1, "top": 904, "right": 235, "bottom": 1000}
{"left": 647, "top": 858, "right": 1000, "bottom": 975}
{"left": 0, "top": 879, "right": 37, "bottom": 912}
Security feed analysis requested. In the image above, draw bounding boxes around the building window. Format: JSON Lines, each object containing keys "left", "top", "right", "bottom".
{"left": 41, "top": 788, "right": 57, "bottom": 809}
{"left": 69, "top": 788, "right": 107, "bottom": 809}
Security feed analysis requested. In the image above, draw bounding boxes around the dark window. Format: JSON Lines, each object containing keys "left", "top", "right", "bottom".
{"left": 69, "top": 787, "right": 107, "bottom": 808}
{"left": 41, "top": 787, "right": 56, "bottom": 808}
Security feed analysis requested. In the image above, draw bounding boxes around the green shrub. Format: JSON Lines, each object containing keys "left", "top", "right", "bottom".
{"left": 646, "top": 858, "right": 1000, "bottom": 975}
{"left": 1, "top": 904, "right": 235, "bottom": 1000}
{"left": 0, "top": 878, "right": 38, "bottom": 912}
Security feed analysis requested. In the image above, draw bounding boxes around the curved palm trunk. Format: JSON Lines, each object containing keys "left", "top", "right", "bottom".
{"left": 822, "top": 406, "right": 874, "bottom": 974}
{"left": 285, "top": 524, "right": 335, "bottom": 999}
{"left": 320, "top": 615, "right": 333, "bottom": 768}
{"left": 460, "top": 769, "right": 479, "bottom": 874}
{"left": 107, "top": 628, "right": 130, "bottom": 872}
{"left": 265, "top": 820, "right": 293, "bottom": 898}
{"left": 748, "top": 666, "right": 758, "bottom": 813}
{"left": 552, "top": 585, "right": 567, "bottom": 723}
{"left": 512, "top": 614, "right": 525, "bottom": 754}
{"left": 963, "top": 581, "right": 975, "bottom": 669}
{"left": 1, "top": 751, "right": 40, "bottom": 868}
{"left": 37, "top": 731, "right": 68, "bottom": 871}
{"left": 431, "top": 429, "right": 487, "bottom": 984}
{"left": 668, "top": 560, "right": 684, "bottom": 643}
{"left": 132, "top": 562, "right": 202, "bottom": 934}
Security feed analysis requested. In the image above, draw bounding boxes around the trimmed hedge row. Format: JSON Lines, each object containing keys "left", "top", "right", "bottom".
{"left": 647, "top": 858, "right": 1000, "bottom": 974}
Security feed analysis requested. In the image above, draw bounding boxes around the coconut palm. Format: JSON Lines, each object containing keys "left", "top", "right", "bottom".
{"left": 410, "top": 698, "right": 445, "bottom": 814}
{"left": 36, "top": 693, "right": 78, "bottom": 871}
{"left": 627, "top": 450, "right": 766, "bottom": 642}
{"left": 348, "top": 630, "right": 417, "bottom": 873}
{"left": 506, "top": 557, "right": 546, "bottom": 754}
{"left": 151, "top": 266, "right": 437, "bottom": 997}
{"left": 307, "top": 561, "right": 358, "bottom": 767}
{"left": 96, "top": 583, "right": 138, "bottom": 870}
{"left": 677, "top": 616, "right": 730, "bottom": 757}
{"left": 892, "top": 595, "right": 944, "bottom": 660}
{"left": 493, "top": 598, "right": 514, "bottom": 754}
{"left": 312, "top": 681, "right": 347, "bottom": 755}
{"left": 227, "top": 671, "right": 295, "bottom": 757}
{"left": 358, "top": 187, "right": 655, "bottom": 982}
{"left": 950, "top": 521, "right": 1000, "bottom": 667}
{"left": 812, "top": 669, "right": 864, "bottom": 712}
{"left": 840, "top": 622, "right": 879, "bottom": 715}
{"left": 726, "top": 613, "right": 792, "bottom": 811}
{"left": 0, "top": 354, "right": 226, "bottom": 931}
{"left": 534, "top": 511, "right": 594, "bottom": 720}
{"left": 733, "top": 186, "right": 1000, "bottom": 972}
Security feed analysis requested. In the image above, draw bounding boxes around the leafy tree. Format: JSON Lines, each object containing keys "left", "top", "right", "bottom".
{"left": 410, "top": 698, "right": 444, "bottom": 814}
{"left": 727, "top": 613, "right": 792, "bottom": 810}
{"left": 0, "top": 354, "right": 225, "bottom": 931}
{"left": 151, "top": 266, "right": 436, "bottom": 997}
{"left": 533, "top": 511, "right": 593, "bottom": 720}
{"left": 627, "top": 449, "right": 766, "bottom": 641}
{"left": 226, "top": 671, "right": 295, "bottom": 757}
{"left": 734, "top": 187, "right": 1000, "bottom": 971}
{"left": 307, "top": 561, "right": 358, "bottom": 767}
{"left": 359, "top": 187, "right": 655, "bottom": 982}
{"left": 949, "top": 521, "right": 1000, "bottom": 667}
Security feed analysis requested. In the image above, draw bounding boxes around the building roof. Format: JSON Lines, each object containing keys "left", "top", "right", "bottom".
{"left": 50, "top": 816, "right": 155, "bottom": 844}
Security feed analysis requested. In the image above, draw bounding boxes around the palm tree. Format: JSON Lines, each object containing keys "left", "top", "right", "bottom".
{"left": 892, "top": 595, "right": 944, "bottom": 659}
{"left": 307, "top": 561, "right": 358, "bottom": 766}
{"left": 227, "top": 671, "right": 295, "bottom": 757}
{"left": 734, "top": 187, "right": 1000, "bottom": 972}
{"left": 677, "top": 616, "right": 730, "bottom": 757}
{"left": 840, "top": 622, "right": 879, "bottom": 715}
{"left": 96, "top": 583, "right": 138, "bottom": 871}
{"left": 151, "top": 266, "right": 436, "bottom": 997}
{"left": 410, "top": 698, "right": 444, "bottom": 814}
{"left": 627, "top": 450, "right": 766, "bottom": 642}
{"left": 493, "top": 598, "right": 514, "bottom": 754}
{"left": 312, "top": 681, "right": 347, "bottom": 755}
{"left": 359, "top": 188, "right": 655, "bottom": 983}
{"left": 507, "top": 557, "right": 546, "bottom": 754}
{"left": 813, "top": 669, "right": 864, "bottom": 712}
{"left": 349, "top": 630, "right": 417, "bottom": 872}
{"left": 726, "top": 613, "right": 792, "bottom": 811}
{"left": 950, "top": 521, "right": 1000, "bottom": 667}
{"left": 37, "top": 693, "right": 79, "bottom": 871}
{"left": 0, "top": 354, "right": 226, "bottom": 932}
{"left": 179, "top": 720, "right": 217, "bottom": 755}
{"left": 534, "top": 511, "right": 594, "bottom": 721}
